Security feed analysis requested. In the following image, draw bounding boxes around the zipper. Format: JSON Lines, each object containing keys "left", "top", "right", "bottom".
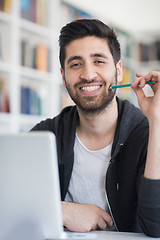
{"left": 105, "top": 189, "right": 119, "bottom": 231}
{"left": 105, "top": 160, "right": 119, "bottom": 231}
{"left": 105, "top": 143, "right": 124, "bottom": 231}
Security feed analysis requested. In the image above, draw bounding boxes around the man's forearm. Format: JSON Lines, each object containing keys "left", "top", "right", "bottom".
{"left": 144, "top": 119, "right": 160, "bottom": 179}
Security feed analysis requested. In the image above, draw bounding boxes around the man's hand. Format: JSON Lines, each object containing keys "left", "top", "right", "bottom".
{"left": 61, "top": 201, "right": 113, "bottom": 232}
{"left": 131, "top": 71, "right": 160, "bottom": 179}
{"left": 131, "top": 71, "right": 160, "bottom": 122}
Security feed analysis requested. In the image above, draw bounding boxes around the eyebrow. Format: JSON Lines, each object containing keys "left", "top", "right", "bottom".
{"left": 66, "top": 52, "right": 108, "bottom": 65}
{"left": 90, "top": 53, "right": 108, "bottom": 59}
{"left": 67, "top": 56, "right": 82, "bottom": 65}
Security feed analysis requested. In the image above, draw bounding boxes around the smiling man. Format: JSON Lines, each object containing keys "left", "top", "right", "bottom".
{"left": 31, "top": 19, "right": 160, "bottom": 237}
{"left": 61, "top": 36, "right": 120, "bottom": 114}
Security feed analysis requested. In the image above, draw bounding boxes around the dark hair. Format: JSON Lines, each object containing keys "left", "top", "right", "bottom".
{"left": 59, "top": 19, "right": 121, "bottom": 70}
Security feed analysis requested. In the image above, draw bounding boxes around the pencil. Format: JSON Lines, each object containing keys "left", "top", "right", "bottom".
{"left": 110, "top": 81, "right": 154, "bottom": 89}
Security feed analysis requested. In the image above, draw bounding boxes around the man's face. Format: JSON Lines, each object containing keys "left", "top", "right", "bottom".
{"left": 61, "top": 36, "right": 122, "bottom": 114}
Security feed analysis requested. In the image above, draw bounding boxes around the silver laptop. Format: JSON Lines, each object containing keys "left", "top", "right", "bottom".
{"left": 0, "top": 132, "right": 97, "bottom": 240}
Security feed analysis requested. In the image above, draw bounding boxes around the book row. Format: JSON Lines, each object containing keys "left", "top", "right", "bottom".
{"left": 0, "top": 76, "right": 50, "bottom": 116}
{"left": 20, "top": 85, "right": 44, "bottom": 115}
{"left": 0, "top": 0, "right": 11, "bottom": 13}
{"left": 21, "top": 39, "right": 51, "bottom": 72}
{"left": 21, "top": 0, "right": 48, "bottom": 26}
{"left": 61, "top": 2, "right": 91, "bottom": 26}
{"left": 138, "top": 41, "right": 160, "bottom": 62}
{"left": 0, "top": 75, "right": 47, "bottom": 116}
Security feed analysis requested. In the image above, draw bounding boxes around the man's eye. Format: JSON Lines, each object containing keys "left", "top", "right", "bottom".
{"left": 71, "top": 63, "right": 80, "bottom": 68}
{"left": 96, "top": 60, "right": 105, "bottom": 64}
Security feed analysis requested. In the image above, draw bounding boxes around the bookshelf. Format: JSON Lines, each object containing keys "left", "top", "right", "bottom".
{"left": 60, "top": 2, "right": 92, "bottom": 109}
{"left": 0, "top": 0, "right": 61, "bottom": 133}
{"left": 116, "top": 30, "right": 160, "bottom": 105}
{"left": 60, "top": 1, "right": 160, "bottom": 107}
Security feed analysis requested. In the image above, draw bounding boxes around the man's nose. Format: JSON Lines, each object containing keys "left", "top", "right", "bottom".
{"left": 80, "top": 65, "right": 97, "bottom": 81}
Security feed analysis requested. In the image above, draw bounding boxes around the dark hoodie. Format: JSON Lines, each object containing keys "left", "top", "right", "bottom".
{"left": 31, "top": 97, "right": 160, "bottom": 237}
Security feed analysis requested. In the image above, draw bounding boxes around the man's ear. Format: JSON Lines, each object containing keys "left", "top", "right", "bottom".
{"left": 116, "top": 60, "right": 123, "bottom": 83}
{"left": 60, "top": 68, "right": 66, "bottom": 88}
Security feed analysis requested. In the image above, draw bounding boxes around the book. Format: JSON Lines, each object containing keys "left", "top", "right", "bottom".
{"left": 0, "top": 0, "right": 11, "bottom": 13}
{"left": 155, "top": 40, "right": 160, "bottom": 61}
{"left": 138, "top": 41, "right": 158, "bottom": 62}
{"left": 4, "top": 0, "right": 11, "bottom": 13}
{"left": 20, "top": 85, "right": 43, "bottom": 115}
{"left": 21, "top": 39, "right": 50, "bottom": 71}
{"left": 21, "top": 0, "right": 31, "bottom": 20}
{"left": 61, "top": 2, "right": 92, "bottom": 26}
{"left": 0, "top": 33, "right": 2, "bottom": 60}
{"left": 21, "top": 0, "right": 48, "bottom": 26}
{"left": 0, "top": 0, "right": 4, "bottom": 12}
{"left": 35, "top": 43, "right": 48, "bottom": 72}
{"left": 0, "top": 76, "right": 10, "bottom": 113}
{"left": 36, "top": 0, "right": 46, "bottom": 26}
{"left": 30, "top": 0, "right": 37, "bottom": 23}
{"left": 21, "top": 39, "right": 33, "bottom": 68}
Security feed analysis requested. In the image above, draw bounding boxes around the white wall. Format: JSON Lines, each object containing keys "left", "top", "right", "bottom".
{"left": 63, "top": 0, "right": 160, "bottom": 36}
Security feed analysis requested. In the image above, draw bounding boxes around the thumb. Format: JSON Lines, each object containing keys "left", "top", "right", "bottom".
{"left": 136, "top": 73, "right": 144, "bottom": 78}
{"left": 131, "top": 84, "right": 146, "bottom": 108}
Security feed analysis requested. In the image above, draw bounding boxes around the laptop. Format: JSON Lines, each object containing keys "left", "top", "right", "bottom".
{"left": 0, "top": 132, "right": 97, "bottom": 240}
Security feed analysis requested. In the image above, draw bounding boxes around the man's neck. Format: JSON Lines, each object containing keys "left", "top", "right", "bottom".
{"left": 76, "top": 98, "right": 118, "bottom": 151}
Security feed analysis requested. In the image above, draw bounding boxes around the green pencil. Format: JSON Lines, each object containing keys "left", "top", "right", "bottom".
{"left": 110, "top": 81, "right": 154, "bottom": 89}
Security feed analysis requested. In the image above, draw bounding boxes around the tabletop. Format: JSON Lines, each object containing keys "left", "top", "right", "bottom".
{"left": 94, "top": 231, "right": 159, "bottom": 240}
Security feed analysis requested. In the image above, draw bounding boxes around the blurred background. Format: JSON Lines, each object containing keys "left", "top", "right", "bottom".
{"left": 0, "top": 0, "right": 160, "bottom": 133}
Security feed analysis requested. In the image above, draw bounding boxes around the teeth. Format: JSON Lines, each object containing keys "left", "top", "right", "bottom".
{"left": 81, "top": 85, "right": 100, "bottom": 92}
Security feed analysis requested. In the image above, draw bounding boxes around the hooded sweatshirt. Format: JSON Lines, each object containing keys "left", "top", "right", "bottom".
{"left": 31, "top": 97, "right": 160, "bottom": 237}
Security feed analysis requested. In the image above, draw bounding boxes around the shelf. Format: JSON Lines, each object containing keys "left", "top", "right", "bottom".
{"left": 0, "top": 11, "right": 14, "bottom": 24}
{"left": 121, "top": 57, "right": 138, "bottom": 69}
{"left": 19, "top": 19, "right": 56, "bottom": 39}
{"left": 138, "top": 60, "right": 160, "bottom": 70}
{"left": 20, "top": 113, "right": 47, "bottom": 124}
{"left": 1, "top": 0, "right": 159, "bottom": 133}
{"left": 0, "top": 112, "right": 12, "bottom": 122}
{"left": 0, "top": 0, "right": 61, "bottom": 133}
{"left": 0, "top": 61, "right": 14, "bottom": 73}
{"left": 19, "top": 114, "right": 53, "bottom": 132}
{"left": 20, "top": 66, "right": 54, "bottom": 82}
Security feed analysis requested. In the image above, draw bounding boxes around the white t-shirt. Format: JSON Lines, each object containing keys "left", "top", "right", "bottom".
{"left": 65, "top": 134, "right": 112, "bottom": 212}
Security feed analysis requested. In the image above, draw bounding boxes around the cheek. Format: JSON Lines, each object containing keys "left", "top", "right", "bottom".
{"left": 100, "top": 70, "right": 116, "bottom": 82}
{"left": 65, "top": 70, "right": 80, "bottom": 84}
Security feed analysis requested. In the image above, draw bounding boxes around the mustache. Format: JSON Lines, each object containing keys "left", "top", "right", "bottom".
{"left": 75, "top": 79, "right": 106, "bottom": 88}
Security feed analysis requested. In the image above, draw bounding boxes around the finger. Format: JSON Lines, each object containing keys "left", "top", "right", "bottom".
{"left": 136, "top": 72, "right": 145, "bottom": 78}
{"left": 136, "top": 71, "right": 160, "bottom": 82}
{"left": 139, "top": 77, "right": 146, "bottom": 88}
{"left": 131, "top": 77, "right": 142, "bottom": 88}
{"left": 97, "top": 218, "right": 107, "bottom": 230}
{"left": 91, "top": 223, "right": 98, "bottom": 231}
{"left": 145, "top": 71, "right": 160, "bottom": 82}
{"left": 107, "top": 219, "right": 113, "bottom": 228}
{"left": 131, "top": 83, "right": 146, "bottom": 107}
{"left": 101, "top": 211, "right": 113, "bottom": 227}
{"left": 136, "top": 72, "right": 157, "bottom": 87}
{"left": 132, "top": 76, "right": 148, "bottom": 89}
{"left": 144, "top": 72, "right": 160, "bottom": 93}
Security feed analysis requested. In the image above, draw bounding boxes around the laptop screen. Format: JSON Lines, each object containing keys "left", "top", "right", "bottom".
{"left": 0, "top": 132, "right": 63, "bottom": 239}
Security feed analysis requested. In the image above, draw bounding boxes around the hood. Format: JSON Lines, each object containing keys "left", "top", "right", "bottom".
{"left": 111, "top": 97, "right": 149, "bottom": 159}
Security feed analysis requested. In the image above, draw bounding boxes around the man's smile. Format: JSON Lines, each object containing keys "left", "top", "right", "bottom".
{"left": 79, "top": 84, "right": 103, "bottom": 96}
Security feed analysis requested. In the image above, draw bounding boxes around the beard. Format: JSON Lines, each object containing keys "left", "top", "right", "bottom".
{"left": 64, "top": 72, "right": 117, "bottom": 115}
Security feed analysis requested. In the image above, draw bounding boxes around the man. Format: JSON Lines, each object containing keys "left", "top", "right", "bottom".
{"left": 31, "top": 19, "right": 160, "bottom": 237}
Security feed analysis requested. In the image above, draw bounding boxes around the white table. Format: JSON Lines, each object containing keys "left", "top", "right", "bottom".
{"left": 94, "top": 231, "right": 159, "bottom": 240}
